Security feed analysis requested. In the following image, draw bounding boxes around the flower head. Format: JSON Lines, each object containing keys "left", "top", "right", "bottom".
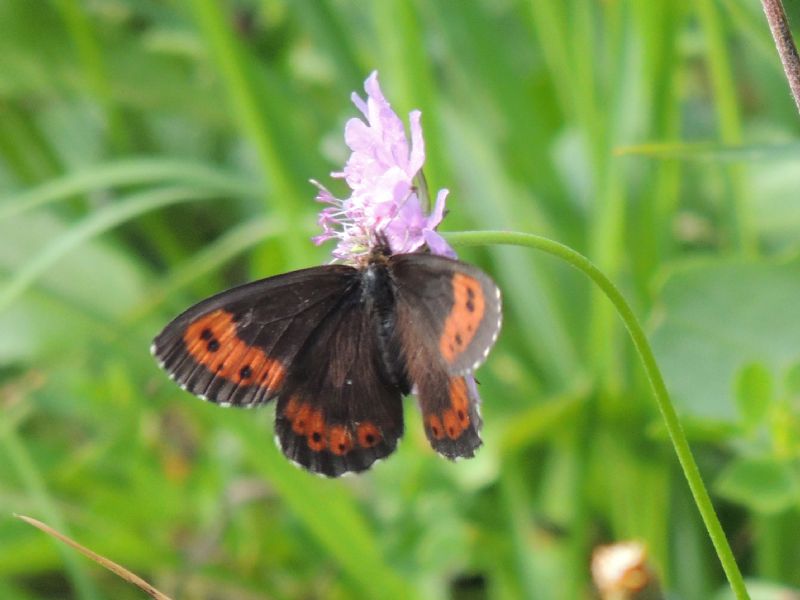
{"left": 313, "top": 71, "right": 454, "bottom": 263}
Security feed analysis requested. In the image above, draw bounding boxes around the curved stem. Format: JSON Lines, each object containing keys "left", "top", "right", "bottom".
{"left": 446, "top": 230, "right": 750, "bottom": 600}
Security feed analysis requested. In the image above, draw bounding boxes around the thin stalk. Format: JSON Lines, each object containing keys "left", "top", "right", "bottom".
{"left": 446, "top": 230, "right": 750, "bottom": 600}
{"left": 761, "top": 0, "right": 800, "bottom": 113}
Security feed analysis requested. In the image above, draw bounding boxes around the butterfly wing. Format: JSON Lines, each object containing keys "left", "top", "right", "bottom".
{"left": 388, "top": 253, "right": 502, "bottom": 375}
{"left": 389, "top": 253, "right": 501, "bottom": 459}
{"left": 152, "top": 252, "right": 500, "bottom": 472}
{"left": 151, "top": 265, "right": 359, "bottom": 408}
{"left": 274, "top": 288, "right": 405, "bottom": 477}
{"left": 415, "top": 371, "right": 483, "bottom": 459}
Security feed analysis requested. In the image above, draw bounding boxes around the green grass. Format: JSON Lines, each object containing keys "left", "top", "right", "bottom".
{"left": 1, "top": 1, "right": 800, "bottom": 598}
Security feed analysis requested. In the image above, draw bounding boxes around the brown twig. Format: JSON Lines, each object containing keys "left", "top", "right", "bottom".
{"left": 761, "top": 0, "right": 800, "bottom": 114}
{"left": 15, "top": 514, "right": 173, "bottom": 600}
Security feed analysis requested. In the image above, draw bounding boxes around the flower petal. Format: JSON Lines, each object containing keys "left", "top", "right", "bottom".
{"left": 407, "top": 110, "right": 425, "bottom": 177}
{"left": 312, "top": 71, "right": 452, "bottom": 263}
{"left": 423, "top": 230, "right": 457, "bottom": 258}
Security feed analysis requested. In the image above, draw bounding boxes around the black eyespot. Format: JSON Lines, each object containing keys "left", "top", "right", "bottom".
{"left": 207, "top": 339, "right": 220, "bottom": 352}
{"left": 365, "top": 434, "right": 375, "bottom": 445}
{"left": 312, "top": 431, "right": 322, "bottom": 442}
{"left": 466, "top": 299, "right": 475, "bottom": 312}
{"left": 455, "top": 333, "right": 463, "bottom": 346}
{"left": 200, "top": 328, "right": 213, "bottom": 340}
{"left": 239, "top": 365, "right": 252, "bottom": 379}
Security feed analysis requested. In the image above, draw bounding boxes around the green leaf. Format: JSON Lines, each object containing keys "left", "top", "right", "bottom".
{"left": 715, "top": 456, "right": 799, "bottom": 515}
{"left": 735, "top": 362, "right": 773, "bottom": 428}
{"left": 651, "top": 257, "right": 800, "bottom": 423}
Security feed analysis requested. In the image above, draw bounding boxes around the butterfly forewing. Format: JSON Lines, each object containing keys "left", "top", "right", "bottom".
{"left": 152, "top": 265, "right": 359, "bottom": 407}
{"left": 388, "top": 253, "right": 502, "bottom": 375}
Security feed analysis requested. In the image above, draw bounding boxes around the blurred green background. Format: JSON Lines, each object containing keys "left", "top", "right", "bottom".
{"left": 1, "top": 0, "right": 800, "bottom": 598}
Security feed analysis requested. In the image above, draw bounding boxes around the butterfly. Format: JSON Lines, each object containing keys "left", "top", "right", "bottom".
{"left": 151, "top": 247, "right": 502, "bottom": 477}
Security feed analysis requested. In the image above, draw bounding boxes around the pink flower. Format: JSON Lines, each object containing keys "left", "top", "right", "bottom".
{"left": 313, "top": 71, "right": 455, "bottom": 262}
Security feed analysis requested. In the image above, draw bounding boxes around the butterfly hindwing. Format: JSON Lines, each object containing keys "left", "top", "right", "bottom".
{"left": 274, "top": 290, "right": 404, "bottom": 476}
{"left": 417, "top": 371, "right": 483, "bottom": 459}
{"left": 152, "top": 265, "right": 359, "bottom": 407}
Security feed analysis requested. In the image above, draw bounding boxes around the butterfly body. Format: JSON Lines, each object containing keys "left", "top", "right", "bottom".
{"left": 152, "top": 251, "right": 501, "bottom": 477}
{"left": 359, "top": 256, "right": 412, "bottom": 394}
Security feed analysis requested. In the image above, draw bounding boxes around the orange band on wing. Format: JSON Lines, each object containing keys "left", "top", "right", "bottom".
{"left": 292, "top": 404, "right": 313, "bottom": 435}
{"left": 306, "top": 409, "right": 327, "bottom": 451}
{"left": 449, "top": 378, "right": 469, "bottom": 412}
{"left": 183, "top": 309, "right": 285, "bottom": 392}
{"left": 329, "top": 425, "right": 354, "bottom": 456}
{"left": 284, "top": 395, "right": 302, "bottom": 420}
{"left": 425, "top": 378, "right": 472, "bottom": 441}
{"left": 442, "top": 409, "right": 464, "bottom": 439}
{"left": 356, "top": 422, "right": 382, "bottom": 448}
{"left": 426, "top": 414, "right": 445, "bottom": 439}
{"left": 284, "top": 399, "right": 376, "bottom": 454}
{"left": 439, "top": 274, "right": 485, "bottom": 364}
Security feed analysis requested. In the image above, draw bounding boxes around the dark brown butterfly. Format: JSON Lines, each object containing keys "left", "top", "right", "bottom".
{"left": 152, "top": 249, "right": 502, "bottom": 477}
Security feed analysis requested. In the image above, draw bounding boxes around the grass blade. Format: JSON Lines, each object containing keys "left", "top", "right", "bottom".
{"left": 0, "top": 158, "right": 259, "bottom": 221}
{"left": 16, "top": 515, "right": 172, "bottom": 600}
{"left": 0, "top": 186, "right": 221, "bottom": 314}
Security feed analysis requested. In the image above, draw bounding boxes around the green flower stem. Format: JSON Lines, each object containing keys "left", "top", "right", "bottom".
{"left": 446, "top": 230, "right": 750, "bottom": 600}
